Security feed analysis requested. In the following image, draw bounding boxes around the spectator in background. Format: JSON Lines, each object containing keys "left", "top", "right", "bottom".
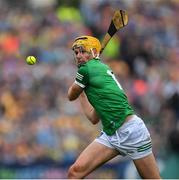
{"left": 161, "top": 128, "right": 179, "bottom": 178}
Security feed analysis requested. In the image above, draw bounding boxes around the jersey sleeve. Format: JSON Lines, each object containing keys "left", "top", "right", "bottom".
{"left": 75, "top": 65, "right": 89, "bottom": 88}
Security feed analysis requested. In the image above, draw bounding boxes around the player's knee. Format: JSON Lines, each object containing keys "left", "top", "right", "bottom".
{"left": 67, "top": 165, "right": 75, "bottom": 179}
{"left": 67, "top": 163, "right": 85, "bottom": 179}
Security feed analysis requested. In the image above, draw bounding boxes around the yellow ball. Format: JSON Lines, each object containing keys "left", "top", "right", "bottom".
{"left": 26, "top": 56, "right": 37, "bottom": 65}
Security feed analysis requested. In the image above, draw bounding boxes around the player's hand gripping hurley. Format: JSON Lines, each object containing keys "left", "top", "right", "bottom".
{"left": 100, "top": 10, "right": 128, "bottom": 55}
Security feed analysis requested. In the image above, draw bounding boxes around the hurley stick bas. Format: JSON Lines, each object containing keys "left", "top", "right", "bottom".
{"left": 100, "top": 10, "right": 128, "bottom": 55}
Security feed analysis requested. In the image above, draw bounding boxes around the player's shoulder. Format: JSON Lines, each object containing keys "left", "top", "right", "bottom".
{"left": 91, "top": 58, "right": 110, "bottom": 69}
{"left": 87, "top": 58, "right": 103, "bottom": 66}
{"left": 78, "top": 63, "right": 88, "bottom": 76}
{"left": 78, "top": 58, "right": 108, "bottom": 72}
{"left": 78, "top": 59, "right": 97, "bottom": 69}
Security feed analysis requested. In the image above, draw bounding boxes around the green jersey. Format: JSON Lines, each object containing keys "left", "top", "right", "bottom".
{"left": 75, "top": 59, "right": 134, "bottom": 135}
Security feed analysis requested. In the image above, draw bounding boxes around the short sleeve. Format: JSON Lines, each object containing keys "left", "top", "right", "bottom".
{"left": 75, "top": 65, "right": 89, "bottom": 88}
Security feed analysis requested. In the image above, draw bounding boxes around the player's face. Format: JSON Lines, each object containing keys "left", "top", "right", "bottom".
{"left": 73, "top": 47, "right": 92, "bottom": 66}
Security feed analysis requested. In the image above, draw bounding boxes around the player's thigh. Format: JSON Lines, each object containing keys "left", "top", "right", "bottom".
{"left": 133, "top": 153, "right": 161, "bottom": 179}
{"left": 72, "top": 141, "right": 119, "bottom": 173}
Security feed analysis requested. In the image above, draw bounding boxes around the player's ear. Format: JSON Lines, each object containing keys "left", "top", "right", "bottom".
{"left": 90, "top": 48, "right": 99, "bottom": 58}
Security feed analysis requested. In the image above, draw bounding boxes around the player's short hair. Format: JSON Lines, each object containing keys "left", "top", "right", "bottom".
{"left": 72, "top": 36, "right": 101, "bottom": 56}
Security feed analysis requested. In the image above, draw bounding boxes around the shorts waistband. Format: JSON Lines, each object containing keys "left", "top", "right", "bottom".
{"left": 119, "top": 115, "right": 142, "bottom": 130}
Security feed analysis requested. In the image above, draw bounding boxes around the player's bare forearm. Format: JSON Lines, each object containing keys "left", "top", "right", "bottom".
{"left": 79, "top": 92, "right": 100, "bottom": 125}
{"left": 68, "top": 82, "right": 83, "bottom": 101}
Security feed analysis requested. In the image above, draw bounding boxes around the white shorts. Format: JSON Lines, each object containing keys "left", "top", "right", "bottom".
{"left": 94, "top": 115, "right": 152, "bottom": 160}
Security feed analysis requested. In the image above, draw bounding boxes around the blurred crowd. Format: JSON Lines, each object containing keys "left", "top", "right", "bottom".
{"left": 0, "top": 0, "right": 179, "bottom": 178}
